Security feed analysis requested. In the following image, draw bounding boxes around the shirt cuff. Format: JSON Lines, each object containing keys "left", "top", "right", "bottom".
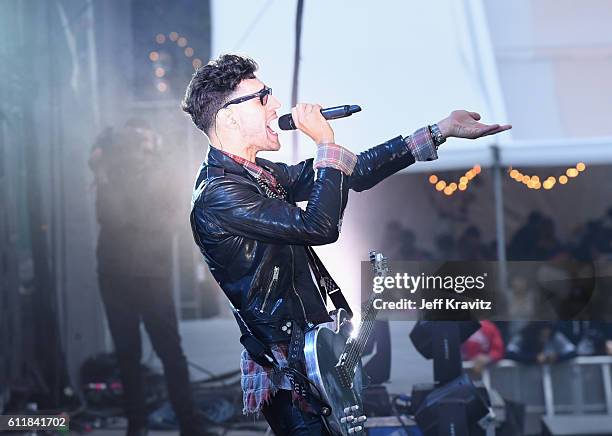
{"left": 404, "top": 127, "right": 438, "bottom": 161}
{"left": 313, "top": 143, "right": 357, "bottom": 176}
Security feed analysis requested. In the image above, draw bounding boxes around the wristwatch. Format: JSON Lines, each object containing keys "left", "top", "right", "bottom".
{"left": 428, "top": 123, "right": 446, "bottom": 149}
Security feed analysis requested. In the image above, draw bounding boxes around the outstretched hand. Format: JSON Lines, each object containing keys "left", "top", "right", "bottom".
{"left": 437, "top": 110, "right": 512, "bottom": 140}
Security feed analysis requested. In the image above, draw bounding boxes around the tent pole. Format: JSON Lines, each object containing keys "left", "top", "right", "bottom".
{"left": 291, "top": 0, "right": 304, "bottom": 162}
{"left": 492, "top": 144, "right": 508, "bottom": 292}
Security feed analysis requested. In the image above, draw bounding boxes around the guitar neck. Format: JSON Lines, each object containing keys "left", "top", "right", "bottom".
{"left": 343, "top": 292, "right": 380, "bottom": 373}
{"left": 335, "top": 251, "right": 388, "bottom": 382}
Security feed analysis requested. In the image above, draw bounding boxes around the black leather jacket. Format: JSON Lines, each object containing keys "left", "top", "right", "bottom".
{"left": 190, "top": 135, "right": 416, "bottom": 344}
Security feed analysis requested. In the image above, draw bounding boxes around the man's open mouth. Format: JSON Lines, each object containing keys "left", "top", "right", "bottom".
{"left": 266, "top": 117, "right": 278, "bottom": 136}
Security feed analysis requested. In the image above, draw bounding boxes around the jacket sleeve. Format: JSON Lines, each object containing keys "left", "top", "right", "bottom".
{"left": 348, "top": 135, "right": 417, "bottom": 192}
{"left": 198, "top": 167, "right": 349, "bottom": 245}
{"left": 276, "top": 135, "right": 419, "bottom": 201}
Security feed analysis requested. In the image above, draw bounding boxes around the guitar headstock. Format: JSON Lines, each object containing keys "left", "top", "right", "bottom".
{"left": 369, "top": 251, "right": 389, "bottom": 277}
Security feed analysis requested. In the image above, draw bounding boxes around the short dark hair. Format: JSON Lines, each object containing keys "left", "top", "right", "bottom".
{"left": 181, "top": 54, "right": 258, "bottom": 134}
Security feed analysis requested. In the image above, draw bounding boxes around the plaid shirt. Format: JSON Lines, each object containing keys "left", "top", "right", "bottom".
{"left": 405, "top": 126, "right": 438, "bottom": 161}
{"left": 240, "top": 344, "right": 312, "bottom": 415}
{"left": 227, "top": 129, "right": 436, "bottom": 415}
{"left": 221, "top": 151, "right": 281, "bottom": 188}
{"left": 313, "top": 143, "right": 358, "bottom": 174}
{"left": 240, "top": 344, "right": 292, "bottom": 415}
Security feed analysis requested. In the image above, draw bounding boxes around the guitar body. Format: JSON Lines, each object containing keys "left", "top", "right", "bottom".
{"left": 304, "top": 309, "right": 366, "bottom": 435}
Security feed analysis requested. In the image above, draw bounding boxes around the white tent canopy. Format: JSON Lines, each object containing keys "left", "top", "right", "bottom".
{"left": 210, "top": 0, "right": 612, "bottom": 172}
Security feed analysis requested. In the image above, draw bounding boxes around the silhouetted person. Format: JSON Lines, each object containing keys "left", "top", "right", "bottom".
{"left": 399, "top": 228, "right": 431, "bottom": 260}
{"left": 457, "top": 225, "right": 489, "bottom": 261}
{"left": 90, "top": 119, "right": 208, "bottom": 436}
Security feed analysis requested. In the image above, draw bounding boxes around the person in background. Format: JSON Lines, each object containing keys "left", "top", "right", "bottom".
{"left": 434, "top": 233, "right": 458, "bottom": 261}
{"left": 456, "top": 226, "right": 490, "bottom": 261}
{"left": 461, "top": 320, "right": 505, "bottom": 378}
{"left": 505, "top": 322, "right": 576, "bottom": 365}
{"left": 90, "top": 119, "right": 210, "bottom": 436}
{"left": 558, "top": 321, "right": 612, "bottom": 356}
{"left": 399, "top": 228, "right": 432, "bottom": 260}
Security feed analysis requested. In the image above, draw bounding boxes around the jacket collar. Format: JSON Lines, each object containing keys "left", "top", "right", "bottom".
{"left": 205, "top": 145, "right": 249, "bottom": 176}
{"left": 205, "top": 145, "right": 280, "bottom": 181}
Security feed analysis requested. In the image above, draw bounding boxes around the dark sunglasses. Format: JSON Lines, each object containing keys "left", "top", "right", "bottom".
{"left": 221, "top": 86, "right": 272, "bottom": 109}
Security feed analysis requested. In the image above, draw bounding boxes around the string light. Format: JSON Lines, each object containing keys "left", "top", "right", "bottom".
{"left": 149, "top": 32, "right": 205, "bottom": 93}
{"left": 429, "top": 165, "right": 481, "bottom": 196}
{"left": 508, "top": 163, "right": 586, "bottom": 190}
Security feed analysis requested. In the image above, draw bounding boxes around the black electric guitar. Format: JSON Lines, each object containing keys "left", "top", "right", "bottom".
{"left": 303, "top": 251, "right": 389, "bottom": 435}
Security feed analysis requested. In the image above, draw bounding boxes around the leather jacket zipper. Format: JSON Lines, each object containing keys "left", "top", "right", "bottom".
{"left": 290, "top": 245, "right": 311, "bottom": 326}
{"left": 260, "top": 265, "right": 279, "bottom": 313}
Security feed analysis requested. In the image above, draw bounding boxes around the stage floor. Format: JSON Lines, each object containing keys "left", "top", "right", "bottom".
{"left": 74, "top": 318, "right": 429, "bottom": 435}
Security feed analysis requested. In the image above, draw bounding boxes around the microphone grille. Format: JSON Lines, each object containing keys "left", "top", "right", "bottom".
{"left": 278, "top": 114, "right": 295, "bottom": 131}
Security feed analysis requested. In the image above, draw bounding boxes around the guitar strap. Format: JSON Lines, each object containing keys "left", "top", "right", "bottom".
{"left": 306, "top": 246, "right": 354, "bottom": 319}
{"left": 284, "top": 322, "right": 309, "bottom": 397}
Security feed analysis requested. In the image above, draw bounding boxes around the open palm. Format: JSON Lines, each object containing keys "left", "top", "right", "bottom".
{"left": 439, "top": 110, "right": 512, "bottom": 140}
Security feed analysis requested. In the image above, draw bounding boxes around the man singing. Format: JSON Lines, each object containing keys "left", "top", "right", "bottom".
{"left": 182, "top": 54, "right": 510, "bottom": 435}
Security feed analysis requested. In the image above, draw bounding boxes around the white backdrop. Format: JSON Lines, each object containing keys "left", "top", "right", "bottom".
{"left": 210, "top": 0, "right": 511, "bottom": 171}
{"left": 210, "top": 0, "right": 612, "bottom": 171}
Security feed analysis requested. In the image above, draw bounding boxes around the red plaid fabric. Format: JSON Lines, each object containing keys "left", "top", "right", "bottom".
{"left": 240, "top": 344, "right": 312, "bottom": 415}
{"left": 404, "top": 127, "right": 438, "bottom": 161}
{"left": 221, "top": 151, "right": 279, "bottom": 188}
{"left": 313, "top": 143, "right": 357, "bottom": 175}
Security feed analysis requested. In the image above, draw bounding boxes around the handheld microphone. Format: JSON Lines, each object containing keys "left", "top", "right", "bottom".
{"left": 278, "top": 104, "right": 362, "bottom": 131}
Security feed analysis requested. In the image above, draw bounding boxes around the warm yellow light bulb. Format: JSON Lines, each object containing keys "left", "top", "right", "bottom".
{"left": 567, "top": 168, "right": 578, "bottom": 177}
{"left": 429, "top": 175, "right": 438, "bottom": 184}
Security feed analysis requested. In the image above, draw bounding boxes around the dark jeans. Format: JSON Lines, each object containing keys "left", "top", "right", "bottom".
{"left": 262, "top": 390, "right": 331, "bottom": 436}
{"left": 98, "top": 274, "right": 200, "bottom": 434}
